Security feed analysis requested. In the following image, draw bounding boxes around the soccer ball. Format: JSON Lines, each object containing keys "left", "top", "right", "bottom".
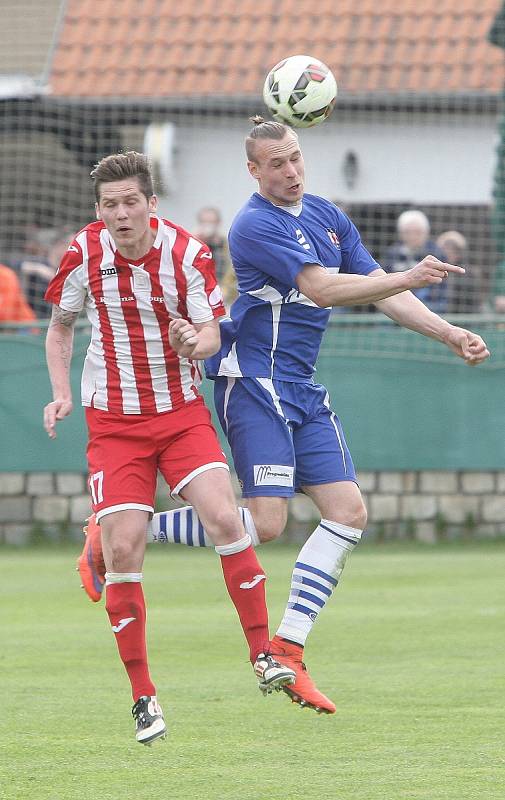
{"left": 263, "top": 55, "right": 337, "bottom": 129}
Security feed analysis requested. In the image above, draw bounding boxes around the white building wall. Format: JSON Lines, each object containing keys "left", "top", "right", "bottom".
{"left": 157, "top": 111, "right": 499, "bottom": 231}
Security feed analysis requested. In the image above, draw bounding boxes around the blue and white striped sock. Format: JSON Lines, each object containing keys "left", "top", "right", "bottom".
{"left": 148, "top": 506, "right": 260, "bottom": 547}
{"left": 275, "top": 519, "right": 362, "bottom": 646}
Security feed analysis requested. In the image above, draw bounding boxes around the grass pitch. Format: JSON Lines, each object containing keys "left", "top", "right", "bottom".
{"left": 1, "top": 540, "right": 504, "bottom": 800}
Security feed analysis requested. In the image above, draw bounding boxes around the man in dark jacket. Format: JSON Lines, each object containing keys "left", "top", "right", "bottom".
{"left": 383, "top": 209, "right": 448, "bottom": 313}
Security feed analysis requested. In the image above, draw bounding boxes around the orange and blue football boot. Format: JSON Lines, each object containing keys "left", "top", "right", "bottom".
{"left": 77, "top": 514, "right": 105, "bottom": 602}
{"left": 268, "top": 635, "right": 336, "bottom": 714}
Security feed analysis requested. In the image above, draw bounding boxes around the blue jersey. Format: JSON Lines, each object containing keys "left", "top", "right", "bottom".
{"left": 205, "top": 192, "right": 379, "bottom": 382}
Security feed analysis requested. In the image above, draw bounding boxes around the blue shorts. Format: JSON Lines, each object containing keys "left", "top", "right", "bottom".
{"left": 213, "top": 377, "right": 356, "bottom": 498}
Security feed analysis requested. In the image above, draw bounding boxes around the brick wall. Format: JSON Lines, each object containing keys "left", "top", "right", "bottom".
{"left": 0, "top": 470, "right": 504, "bottom": 544}
{"left": 0, "top": 473, "right": 91, "bottom": 545}
{"left": 280, "top": 470, "right": 505, "bottom": 543}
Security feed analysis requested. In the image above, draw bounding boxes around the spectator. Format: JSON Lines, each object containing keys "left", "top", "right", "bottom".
{"left": 20, "top": 227, "right": 75, "bottom": 318}
{"left": 383, "top": 210, "right": 448, "bottom": 313}
{"left": 436, "top": 230, "right": 482, "bottom": 313}
{"left": 195, "top": 206, "right": 237, "bottom": 306}
{"left": 0, "top": 263, "right": 36, "bottom": 324}
{"left": 21, "top": 224, "right": 50, "bottom": 260}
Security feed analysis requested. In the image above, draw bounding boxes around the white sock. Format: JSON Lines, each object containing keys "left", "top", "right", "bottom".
{"left": 105, "top": 572, "right": 143, "bottom": 585}
{"left": 214, "top": 534, "right": 251, "bottom": 556}
{"left": 239, "top": 507, "right": 260, "bottom": 546}
{"left": 275, "top": 519, "right": 362, "bottom": 647}
{"left": 147, "top": 506, "right": 260, "bottom": 547}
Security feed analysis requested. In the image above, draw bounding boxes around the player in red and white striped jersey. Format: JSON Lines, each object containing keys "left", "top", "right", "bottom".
{"left": 47, "top": 211, "right": 223, "bottom": 415}
{"left": 43, "top": 152, "right": 294, "bottom": 745}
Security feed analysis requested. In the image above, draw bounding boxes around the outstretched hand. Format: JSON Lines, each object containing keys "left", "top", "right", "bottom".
{"left": 406, "top": 255, "right": 465, "bottom": 289}
{"left": 444, "top": 326, "right": 490, "bottom": 365}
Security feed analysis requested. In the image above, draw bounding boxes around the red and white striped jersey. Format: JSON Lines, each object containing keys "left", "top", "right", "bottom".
{"left": 45, "top": 216, "right": 226, "bottom": 414}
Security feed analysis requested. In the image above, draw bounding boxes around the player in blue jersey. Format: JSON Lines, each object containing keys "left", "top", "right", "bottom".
{"left": 78, "top": 117, "right": 489, "bottom": 715}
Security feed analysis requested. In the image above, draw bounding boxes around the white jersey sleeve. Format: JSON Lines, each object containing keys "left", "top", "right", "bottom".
{"left": 183, "top": 239, "right": 225, "bottom": 324}
{"left": 44, "top": 233, "right": 88, "bottom": 312}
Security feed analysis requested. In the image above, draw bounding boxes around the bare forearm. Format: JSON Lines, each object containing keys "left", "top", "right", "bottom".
{"left": 297, "top": 269, "right": 412, "bottom": 307}
{"left": 376, "top": 288, "right": 490, "bottom": 364}
{"left": 46, "top": 324, "right": 74, "bottom": 399}
{"left": 43, "top": 306, "right": 78, "bottom": 437}
{"left": 375, "top": 292, "right": 452, "bottom": 342}
{"left": 297, "top": 257, "right": 463, "bottom": 309}
{"left": 323, "top": 271, "right": 411, "bottom": 306}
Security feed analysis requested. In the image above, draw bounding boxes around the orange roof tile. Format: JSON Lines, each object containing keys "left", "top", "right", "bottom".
{"left": 48, "top": 0, "right": 505, "bottom": 99}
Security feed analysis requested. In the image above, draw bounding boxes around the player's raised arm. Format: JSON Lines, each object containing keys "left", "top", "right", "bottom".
{"left": 296, "top": 255, "right": 465, "bottom": 308}
{"left": 44, "top": 305, "right": 79, "bottom": 438}
{"left": 372, "top": 269, "right": 490, "bottom": 365}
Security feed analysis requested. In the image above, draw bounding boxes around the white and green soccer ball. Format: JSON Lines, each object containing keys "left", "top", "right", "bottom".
{"left": 262, "top": 54, "right": 337, "bottom": 128}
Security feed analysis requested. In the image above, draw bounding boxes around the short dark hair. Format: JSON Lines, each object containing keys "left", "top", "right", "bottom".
{"left": 90, "top": 151, "right": 154, "bottom": 202}
{"left": 245, "top": 115, "right": 297, "bottom": 162}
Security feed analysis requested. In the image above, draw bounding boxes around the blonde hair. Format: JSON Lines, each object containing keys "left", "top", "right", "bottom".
{"left": 245, "top": 115, "right": 298, "bottom": 162}
{"left": 437, "top": 230, "right": 467, "bottom": 253}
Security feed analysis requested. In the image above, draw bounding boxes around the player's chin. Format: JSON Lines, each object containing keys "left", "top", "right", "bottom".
{"left": 282, "top": 192, "right": 302, "bottom": 206}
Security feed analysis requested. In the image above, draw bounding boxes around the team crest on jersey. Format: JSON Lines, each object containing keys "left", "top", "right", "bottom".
{"left": 326, "top": 228, "right": 341, "bottom": 248}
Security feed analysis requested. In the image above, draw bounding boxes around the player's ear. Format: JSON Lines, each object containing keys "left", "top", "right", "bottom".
{"left": 247, "top": 160, "right": 259, "bottom": 180}
{"left": 95, "top": 202, "right": 101, "bottom": 221}
{"left": 149, "top": 194, "right": 158, "bottom": 213}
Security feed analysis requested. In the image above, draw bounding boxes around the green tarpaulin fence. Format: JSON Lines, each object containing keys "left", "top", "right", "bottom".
{"left": 1, "top": 317, "right": 503, "bottom": 472}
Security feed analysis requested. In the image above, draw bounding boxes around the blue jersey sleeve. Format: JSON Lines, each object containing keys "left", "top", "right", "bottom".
{"left": 336, "top": 209, "right": 380, "bottom": 276}
{"left": 229, "top": 209, "right": 322, "bottom": 290}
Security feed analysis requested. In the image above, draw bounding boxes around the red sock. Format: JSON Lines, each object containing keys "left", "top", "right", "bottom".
{"left": 105, "top": 582, "right": 156, "bottom": 701}
{"left": 220, "top": 545, "right": 270, "bottom": 663}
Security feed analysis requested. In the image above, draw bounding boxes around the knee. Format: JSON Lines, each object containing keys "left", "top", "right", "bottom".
{"left": 354, "top": 501, "right": 368, "bottom": 531}
{"left": 331, "top": 500, "right": 367, "bottom": 531}
{"left": 106, "top": 539, "right": 137, "bottom": 572}
{"left": 102, "top": 522, "right": 145, "bottom": 572}
{"left": 204, "top": 506, "right": 244, "bottom": 545}
{"left": 253, "top": 508, "right": 287, "bottom": 543}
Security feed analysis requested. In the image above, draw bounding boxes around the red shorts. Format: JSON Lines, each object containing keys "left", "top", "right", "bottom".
{"left": 85, "top": 397, "right": 228, "bottom": 522}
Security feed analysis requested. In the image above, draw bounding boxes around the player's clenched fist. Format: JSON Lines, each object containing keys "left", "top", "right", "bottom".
{"left": 444, "top": 326, "right": 490, "bottom": 365}
{"left": 169, "top": 318, "right": 199, "bottom": 357}
{"left": 405, "top": 255, "right": 465, "bottom": 289}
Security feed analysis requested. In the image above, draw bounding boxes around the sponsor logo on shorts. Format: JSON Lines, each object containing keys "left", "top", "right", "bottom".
{"left": 253, "top": 465, "right": 294, "bottom": 487}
